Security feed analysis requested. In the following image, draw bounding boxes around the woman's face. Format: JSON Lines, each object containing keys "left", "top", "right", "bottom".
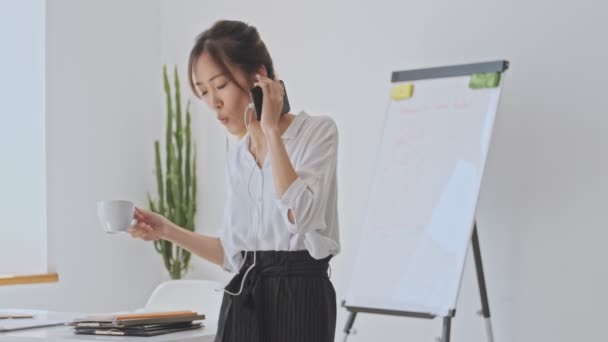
{"left": 192, "top": 52, "right": 254, "bottom": 136}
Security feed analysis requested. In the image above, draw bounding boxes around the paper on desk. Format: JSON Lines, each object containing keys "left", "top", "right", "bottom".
{"left": 0, "top": 318, "right": 66, "bottom": 332}
{"left": 0, "top": 314, "right": 34, "bottom": 319}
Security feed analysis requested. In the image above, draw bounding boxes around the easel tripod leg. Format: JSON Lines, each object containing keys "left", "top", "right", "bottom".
{"left": 472, "top": 223, "right": 495, "bottom": 342}
{"left": 342, "top": 311, "right": 357, "bottom": 342}
{"left": 441, "top": 315, "right": 452, "bottom": 342}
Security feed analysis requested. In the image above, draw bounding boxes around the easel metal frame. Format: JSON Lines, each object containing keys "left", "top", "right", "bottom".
{"left": 341, "top": 60, "right": 509, "bottom": 341}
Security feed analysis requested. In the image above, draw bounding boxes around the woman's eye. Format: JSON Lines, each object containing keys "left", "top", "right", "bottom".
{"left": 217, "top": 83, "right": 228, "bottom": 89}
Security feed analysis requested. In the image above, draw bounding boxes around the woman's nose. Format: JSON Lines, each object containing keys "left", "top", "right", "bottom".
{"left": 209, "top": 92, "right": 223, "bottom": 110}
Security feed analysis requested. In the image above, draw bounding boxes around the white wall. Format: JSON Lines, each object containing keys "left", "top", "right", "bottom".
{"left": 0, "top": 0, "right": 167, "bottom": 312}
{"left": 159, "top": 0, "right": 608, "bottom": 341}
{"left": 0, "top": 0, "right": 47, "bottom": 275}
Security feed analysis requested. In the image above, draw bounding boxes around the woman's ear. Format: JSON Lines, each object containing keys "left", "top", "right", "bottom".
{"left": 256, "top": 65, "right": 268, "bottom": 78}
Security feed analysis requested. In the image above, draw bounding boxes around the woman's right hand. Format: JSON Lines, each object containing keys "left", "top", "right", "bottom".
{"left": 128, "top": 207, "right": 173, "bottom": 241}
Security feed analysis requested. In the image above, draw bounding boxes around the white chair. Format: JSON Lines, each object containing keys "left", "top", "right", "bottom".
{"left": 141, "top": 280, "right": 224, "bottom": 330}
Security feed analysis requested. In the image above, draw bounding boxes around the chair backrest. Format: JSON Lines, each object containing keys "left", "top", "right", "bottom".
{"left": 144, "top": 280, "right": 224, "bottom": 328}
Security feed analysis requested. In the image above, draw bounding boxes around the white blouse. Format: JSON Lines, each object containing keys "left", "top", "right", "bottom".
{"left": 219, "top": 111, "right": 340, "bottom": 272}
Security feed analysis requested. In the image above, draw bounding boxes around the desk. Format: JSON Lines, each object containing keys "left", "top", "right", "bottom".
{"left": 0, "top": 310, "right": 215, "bottom": 342}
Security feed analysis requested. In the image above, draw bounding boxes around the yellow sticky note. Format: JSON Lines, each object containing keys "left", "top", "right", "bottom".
{"left": 391, "top": 84, "right": 414, "bottom": 101}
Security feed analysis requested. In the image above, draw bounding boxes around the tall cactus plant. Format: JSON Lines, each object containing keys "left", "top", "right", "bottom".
{"left": 147, "top": 65, "right": 197, "bottom": 280}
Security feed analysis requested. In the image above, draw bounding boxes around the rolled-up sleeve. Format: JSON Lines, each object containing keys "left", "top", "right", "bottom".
{"left": 275, "top": 118, "right": 338, "bottom": 235}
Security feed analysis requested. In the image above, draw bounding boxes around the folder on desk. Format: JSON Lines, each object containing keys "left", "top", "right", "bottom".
{"left": 81, "top": 310, "right": 197, "bottom": 321}
{"left": 74, "top": 322, "right": 203, "bottom": 336}
{"left": 69, "top": 310, "right": 206, "bottom": 337}
{"left": 70, "top": 310, "right": 205, "bottom": 328}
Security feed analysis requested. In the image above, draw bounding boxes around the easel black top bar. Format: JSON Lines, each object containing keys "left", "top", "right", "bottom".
{"left": 391, "top": 60, "right": 509, "bottom": 83}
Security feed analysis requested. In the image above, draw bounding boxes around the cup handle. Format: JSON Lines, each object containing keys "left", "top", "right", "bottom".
{"left": 129, "top": 207, "right": 137, "bottom": 228}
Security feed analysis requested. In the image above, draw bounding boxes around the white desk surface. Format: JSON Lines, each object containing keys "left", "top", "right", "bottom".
{"left": 0, "top": 309, "right": 215, "bottom": 342}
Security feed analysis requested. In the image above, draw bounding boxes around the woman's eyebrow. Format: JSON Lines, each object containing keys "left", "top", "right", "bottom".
{"left": 195, "top": 72, "right": 225, "bottom": 86}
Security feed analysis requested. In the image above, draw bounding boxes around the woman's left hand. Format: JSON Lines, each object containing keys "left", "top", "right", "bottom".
{"left": 254, "top": 74, "right": 284, "bottom": 135}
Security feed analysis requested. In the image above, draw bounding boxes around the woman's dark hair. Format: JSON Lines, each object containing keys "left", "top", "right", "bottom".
{"left": 188, "top": 20, "right": 275, "bottom": 98}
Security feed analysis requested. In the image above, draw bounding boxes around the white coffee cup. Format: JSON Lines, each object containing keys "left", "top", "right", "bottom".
{"left": 97, "top": 200, "right": 136, "bottom": 234}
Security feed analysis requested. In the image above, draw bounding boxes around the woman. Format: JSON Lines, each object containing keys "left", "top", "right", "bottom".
{"left": 128, "top": 20, "right": 340, "bottom": 342}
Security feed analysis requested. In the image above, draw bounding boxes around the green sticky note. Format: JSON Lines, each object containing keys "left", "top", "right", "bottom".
{"left": 469, "top": 72, "right": 501, "bottom": 89}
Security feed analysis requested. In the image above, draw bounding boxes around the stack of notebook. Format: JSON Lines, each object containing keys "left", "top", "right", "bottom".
{"left": 68, "top": 310, "right": 205, "bottom": 336}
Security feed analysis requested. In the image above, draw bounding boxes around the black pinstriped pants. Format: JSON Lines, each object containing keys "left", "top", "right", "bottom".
{"left": 214, "top": 251, "right": 336, "bottom": 342}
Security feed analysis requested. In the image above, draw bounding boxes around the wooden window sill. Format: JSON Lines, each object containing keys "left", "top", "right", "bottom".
{"left": 0, "top": 273, "right": 59, "bottom": 286}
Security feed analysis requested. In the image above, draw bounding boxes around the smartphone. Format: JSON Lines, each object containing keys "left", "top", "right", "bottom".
{"left": 250, "top": 80, "right": 291, "bottom": 121}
